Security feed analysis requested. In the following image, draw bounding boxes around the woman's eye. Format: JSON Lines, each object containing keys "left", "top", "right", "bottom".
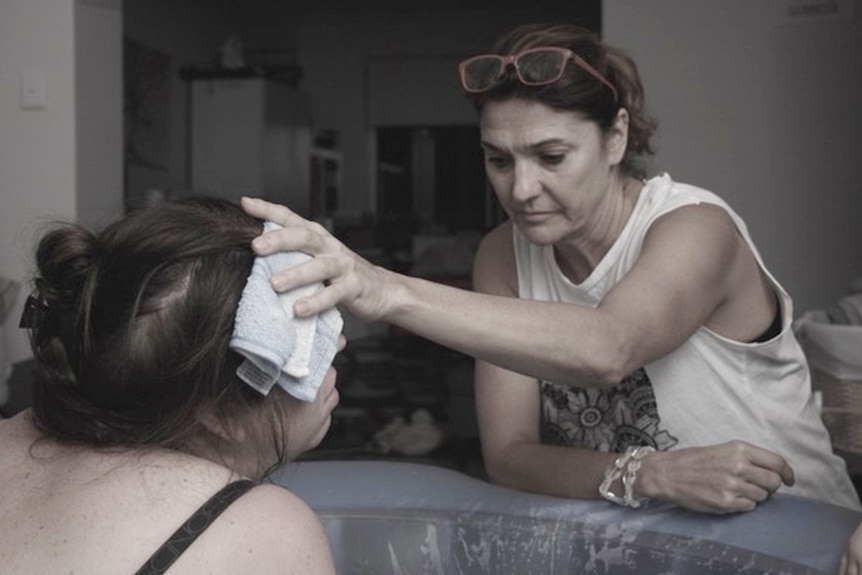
{"left": 541, "top": 153, "right": 565, "bottom": 165}
{"left": 485, "top": 156, "right": 510, "bottom": 169}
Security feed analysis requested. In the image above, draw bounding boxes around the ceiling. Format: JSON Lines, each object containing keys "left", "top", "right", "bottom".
{"left": 203, "top": 0, "right": 601, "bottom": 26}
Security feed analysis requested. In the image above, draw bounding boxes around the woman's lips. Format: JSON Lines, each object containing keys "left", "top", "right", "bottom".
{"left": 516, "top": 210, "right": 554, "bottom": 224}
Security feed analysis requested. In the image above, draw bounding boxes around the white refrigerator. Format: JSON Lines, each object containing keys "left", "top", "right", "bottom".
{"left": 190, "top": 77, "right": 313, "bottom": 215}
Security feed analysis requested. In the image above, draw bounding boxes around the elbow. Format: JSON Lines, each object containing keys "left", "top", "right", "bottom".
{"left": 576, "top": 340, "right": 639, "bottom": 388}
{"left": 481, "top": 443, "right": 528, "bottom": 489}
{"left": 481, "top": 449, "right": 511, "bottom": 486}
{"left": 484, "top": 461, "right": 507, "bottom": 486}
{"left": 483, "top": 457, "right": 527, "bottom": 491}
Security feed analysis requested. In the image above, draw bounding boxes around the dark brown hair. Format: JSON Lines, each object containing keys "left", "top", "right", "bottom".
{"left": 27, "top": 197, "right": 286, "bottom": 476}
{"left": 466, "top": 22, "right": 658, "bottom": 178}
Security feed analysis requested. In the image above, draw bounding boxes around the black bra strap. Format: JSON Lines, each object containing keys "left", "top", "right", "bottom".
{"left": 135, "top": 479, "right": 256, "bottom": 575}
{"left": 751, "top": 293, "right": 782, "bottom": 343}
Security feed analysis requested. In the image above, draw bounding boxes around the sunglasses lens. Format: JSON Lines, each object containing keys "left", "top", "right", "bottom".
{"left": 462, "top": 57, "right": 504, "bottom": 92}
{"left": 516, "top": 50, "right": 566, "bottom": 85}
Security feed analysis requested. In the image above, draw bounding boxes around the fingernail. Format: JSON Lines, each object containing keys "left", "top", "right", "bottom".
{"left": 294, "top": 300, "right": 312, "bottom": 316}
{"left": 271, "top": 276, "right": 288, "bottom": 291}
{"left": 252, "top": 236, "right": 270, "bottom": 252}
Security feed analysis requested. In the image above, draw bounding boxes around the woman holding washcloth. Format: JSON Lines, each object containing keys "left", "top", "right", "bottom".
{"left": 243, "top": 20, "right": 859, "bottom": 525}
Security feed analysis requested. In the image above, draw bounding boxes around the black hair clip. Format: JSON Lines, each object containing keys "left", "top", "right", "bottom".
{"left": 20, "top": 290, "right": 49, "bottom": 329}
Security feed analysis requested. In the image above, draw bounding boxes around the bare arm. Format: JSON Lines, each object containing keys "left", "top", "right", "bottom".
{"left": 471, "top": 223, "right": 620, "bottom": 497}
{"left": 242, "top": 198, "right": 770, "bottom": 388}
{"left": 474, "top": 359, "right": 621, "bottom": 498}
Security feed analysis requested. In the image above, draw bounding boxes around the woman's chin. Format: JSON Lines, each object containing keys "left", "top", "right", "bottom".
{"left": 327, "top": 387, "right": 340, "bottom": 410}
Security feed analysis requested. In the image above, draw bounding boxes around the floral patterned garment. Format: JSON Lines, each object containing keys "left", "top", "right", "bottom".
{"left": 541, "top": 368, "right": 678, "bottom": 453}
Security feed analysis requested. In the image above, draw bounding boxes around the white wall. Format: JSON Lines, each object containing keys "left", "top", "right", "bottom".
{"left": 75, "top": 0, "right": 124, "bottom": 230}
{"left": 0, "top": 0, "right": 78, "bottom": 370}
{"left": 0, "top": 0, "right": 123, "bottom": 371}
{"left": 604, "top": 0, "right": 862, "bottom": 314}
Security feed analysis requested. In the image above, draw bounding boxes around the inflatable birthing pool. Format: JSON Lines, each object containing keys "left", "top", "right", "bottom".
{"left": 272, "top": 460, "right": 859, "bottom": 574}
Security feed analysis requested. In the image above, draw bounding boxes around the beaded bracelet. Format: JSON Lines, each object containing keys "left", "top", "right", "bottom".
{"left": 598, "top": 448, "right": 634, "bottom": 506}
{"left": 622, "top": 446, "right": 654, "bottom": 508}
{"left": 598, "top": 445, "right": 655, "bottom": 508}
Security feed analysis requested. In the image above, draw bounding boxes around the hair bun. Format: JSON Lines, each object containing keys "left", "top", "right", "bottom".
{"left": 35, "top": 224, "right": 99, "bottom": 310}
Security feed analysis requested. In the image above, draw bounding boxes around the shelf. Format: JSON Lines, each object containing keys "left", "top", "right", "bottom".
{"left": 179, "top": 65, "right": 303, "bottom": 87}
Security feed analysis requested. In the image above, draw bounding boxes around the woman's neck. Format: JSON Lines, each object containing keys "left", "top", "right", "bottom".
{"left": 555, "top": 176, "right": 643, "bottom": 284}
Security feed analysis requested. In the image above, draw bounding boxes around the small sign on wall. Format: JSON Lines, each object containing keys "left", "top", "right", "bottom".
{"left": 775, "top": 0, "right": 855, "bottom": 24}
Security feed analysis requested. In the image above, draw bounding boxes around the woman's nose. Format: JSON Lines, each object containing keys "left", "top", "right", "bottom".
{"left": 511, "top": 161, "right": 541, "bottom": 203}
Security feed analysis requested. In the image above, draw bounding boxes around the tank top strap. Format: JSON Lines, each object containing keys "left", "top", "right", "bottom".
{"left": 134, "top": 479, "right": 257, "bottom": 575}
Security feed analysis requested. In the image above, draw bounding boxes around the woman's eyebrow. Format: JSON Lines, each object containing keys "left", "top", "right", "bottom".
{"left": 481, "top": 138, "right": 570, "bottom": 153}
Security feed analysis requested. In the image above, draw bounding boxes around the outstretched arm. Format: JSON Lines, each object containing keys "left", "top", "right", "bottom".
{"left": 242, "top": 197, "right": 772, "bottom": 389}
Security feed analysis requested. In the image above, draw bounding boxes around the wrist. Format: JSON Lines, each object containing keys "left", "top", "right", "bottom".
{"left": 386, "top": 271, "right": 450, "bottom": 329}
{"left": 364, "top": 264, "right": 404, "bottom": 322}
{"left": 599, "top": 446, "right": 655, "bottom": 508}
{"left": 632, "top": 447, "right": 664, "bottom": 500}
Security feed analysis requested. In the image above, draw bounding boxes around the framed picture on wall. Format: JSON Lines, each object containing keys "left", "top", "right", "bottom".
{"left": 123, "top": 38, "right": 171, "bottom": 210}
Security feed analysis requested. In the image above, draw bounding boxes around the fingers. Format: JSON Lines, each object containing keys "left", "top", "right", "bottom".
{"left": 241, "top": 196, "right": 308, "bottom": 227}
{"left": 705, "top": 476, "right": 771, "bottom": 514}
{"left": 724, "top": 443, "right": 793, "bottom": 508}
{"left": 265, "top": 258, "right": 348, "bottom": 317}
{"left": 664, "top": 442, "right": 797, "bottom": 514}
{"left": 736, "top": 479, "right": 772, "bottom": 505}
{"left": 292, "top": 282, "right": 349, "bottom": 317}
{"left": 740, "top": 461, "right": 786, "bottom": 497}
{"left": 252, "top": 222, "right": 331, "bottom": 259}
{"left": 240, "top": 196, "right": 382, "bottom": 322}
{"left": 239, "top": 198, "right": 348, "bottom": 317}
{"left": 268, "top": 253, "right": 334, "bottom": 292}
{"left": 743, "top": 442, "right": 795, "bottom": 487}
{"left": 243, "top": 197, "right": 334, "bottom": 257}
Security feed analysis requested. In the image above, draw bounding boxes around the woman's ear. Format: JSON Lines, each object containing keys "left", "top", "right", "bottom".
{"left": 196, "top": 407, "right": 247, "bottom": 443}
{"left": 606, "top": 108, "right": 630, "bottom": 165}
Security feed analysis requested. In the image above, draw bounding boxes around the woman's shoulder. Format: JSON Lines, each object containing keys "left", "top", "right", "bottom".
{"left": 476, "top": 219, "right": 518, "bottom": 264}
{"left": 474, "top": 220, "right": 518, "bottom": 295}
{"left": 635, "top": 174, "right": 748, "bottom": 248}
{"left": 173, "top": 482, "right": 336, "bottom": 574}
{"left": 79, "top": 459, "right": 333, "bottom": 574}
{"left": 479, "top": 219, "right": 514, "bottom": 247}
{"left": 642, "top": 173, "right": 732, "bottom": 215}
{"left": 116, "top": 461, "right": 335, "bottom": 574}
{"left": 223, "top": 482, "right": 326, "bottom": 531}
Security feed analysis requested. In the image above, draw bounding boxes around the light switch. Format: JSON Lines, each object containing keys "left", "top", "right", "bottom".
{"left": 19, "top": 68, "right": 46, "bottom": 110}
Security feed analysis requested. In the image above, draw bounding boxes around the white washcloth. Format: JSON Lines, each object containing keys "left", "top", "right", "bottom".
{"left": 230, "top": 222, "right": 343, "bottom": 402}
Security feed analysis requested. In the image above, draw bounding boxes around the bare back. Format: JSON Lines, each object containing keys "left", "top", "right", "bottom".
{"left": 0, "top": 412, "right": 334, "bottom": 575}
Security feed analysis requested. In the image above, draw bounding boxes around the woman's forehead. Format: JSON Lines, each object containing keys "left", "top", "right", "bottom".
{"left": 479, "top": 99, "right": 598, "bottom": 149}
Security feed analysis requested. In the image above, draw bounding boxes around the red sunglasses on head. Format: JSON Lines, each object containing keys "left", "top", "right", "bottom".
{"left": 458, "top": 46, "right": 618, "bottom": 102}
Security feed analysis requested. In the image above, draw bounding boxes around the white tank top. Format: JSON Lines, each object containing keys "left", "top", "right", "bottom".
{"left": 514, "top": 173, "right": 860, "bottom": 510}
